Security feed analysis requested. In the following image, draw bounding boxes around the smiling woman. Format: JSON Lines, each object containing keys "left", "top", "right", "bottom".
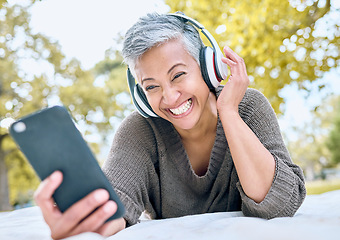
{"left": 32, "top": 12, "right": 306, "bottom": 238}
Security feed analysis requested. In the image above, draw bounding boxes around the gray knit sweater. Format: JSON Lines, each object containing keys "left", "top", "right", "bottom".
{"left": 102, "top": 87, "right": 306, "bottom": 226}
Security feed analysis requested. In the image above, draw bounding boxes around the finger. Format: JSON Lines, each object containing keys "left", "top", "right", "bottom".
{"left": 53, "top": 189, "right": 111, "bottom": 234}
{"left": 221, "top": 47, "right": 240, "bottom": 77}
{"left": 223, "top": 46, "right": 244, "bottom": 64}
{"left": 222, "top": 56, "right": 239, "bottom": 78}
{"left": 70, "top": 200, "right": 117, "bottom": 236}
{"left": 222, "top": 49, "right": 248, "bottom": 78}
{"left": 34, "top": 171, "right": 63, "bottom": 217}
{"left": 97, "top": 218, "right": 126, "bottom": 237}
{"left": 222, "top": 56, "right": 236, "bottom": 67}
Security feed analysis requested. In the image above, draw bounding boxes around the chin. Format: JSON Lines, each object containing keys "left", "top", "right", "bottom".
{"left": 169, "top": 114, "right": 200, "bottom": 131}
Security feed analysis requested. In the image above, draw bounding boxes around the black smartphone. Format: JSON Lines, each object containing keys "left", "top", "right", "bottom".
{"left": 9, "top": 105, "right": 125, "bottom": 221}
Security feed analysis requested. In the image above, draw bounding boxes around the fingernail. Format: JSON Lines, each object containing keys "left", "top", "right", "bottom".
{"left": 94, "top": 190, "right": 109, "bottom": 203}
{"left": 50, "top": 171, "right": 60, "bottom": 180}
{"left": 103, "top": 201, "right": 116, "bottom": 213}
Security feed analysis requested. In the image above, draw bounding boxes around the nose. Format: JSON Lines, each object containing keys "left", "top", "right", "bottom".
{"left": 162, "top": 86, "right": 180, "bottom": 106}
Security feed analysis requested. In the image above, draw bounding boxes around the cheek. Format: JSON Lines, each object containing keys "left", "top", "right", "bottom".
{"left": 190, "top": 74, "right": 210, "bottom": 96}
{"left": 192, "top": 78, "right": 211, "bottom": 106}
{"left": 146, "top": 93, "right": 162, "bottom": 112}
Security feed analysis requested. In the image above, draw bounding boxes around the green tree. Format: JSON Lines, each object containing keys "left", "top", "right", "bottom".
{"left": 0, "top": 0, "right": 7, "bottom": 8}
{"left": 166, "top": 0, "right": 339, "bottom": 112}
{"left": 0, "top": 2, "right": 48, "bottom": 211}
{"left": 327, "top": 98, "right": 340, "bottom": 165}
{"left": 287, "top": 94, "right": 339, "bottom": 180}
{"left": 0, "top": 2, "right": 128, "bottom": 210}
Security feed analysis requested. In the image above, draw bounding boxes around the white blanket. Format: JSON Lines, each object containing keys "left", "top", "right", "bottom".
{"left": 1, "top": 190, "right": 340, "bottom": 240}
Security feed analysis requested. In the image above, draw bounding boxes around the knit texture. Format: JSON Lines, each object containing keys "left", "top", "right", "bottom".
{"left": 102, "top": 87, "right": 306, "bottom": 226}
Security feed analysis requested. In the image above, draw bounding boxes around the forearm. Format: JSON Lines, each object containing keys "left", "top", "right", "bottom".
{"left": 220, "top": 110, "right": 275, "bottom": 203}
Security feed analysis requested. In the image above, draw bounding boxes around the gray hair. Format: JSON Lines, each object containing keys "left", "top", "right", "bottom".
{"left": 122, "top": 12, "right": 204, "bottom": 76}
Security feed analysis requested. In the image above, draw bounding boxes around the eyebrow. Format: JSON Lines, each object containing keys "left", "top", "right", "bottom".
{"left": 141, "top": 63, "right": 186, "bottom": 85}
{"left": 141, "top": 77, "right": 154, "bottom": 85}
{"left": 168, "top": 63, "right": 185, "bottom": 74}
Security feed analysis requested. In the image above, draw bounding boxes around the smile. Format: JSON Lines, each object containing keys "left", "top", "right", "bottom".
{"left": 169, "top": 99, "right": 192, "bottom": 115}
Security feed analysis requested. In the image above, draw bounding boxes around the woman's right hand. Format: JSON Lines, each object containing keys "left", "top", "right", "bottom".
{"left": 34, "top": 171, "right": 126, "bottom": 239}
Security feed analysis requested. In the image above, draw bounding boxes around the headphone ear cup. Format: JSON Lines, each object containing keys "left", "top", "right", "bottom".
{"left": 134, "top": 84, "right": 158, "bottom": 117}
{"left": 214, "top": 49, "right": 229, "bottom": 81}
{"left": 199, "top": 47, "right": 221, "bottom": 90}
{"left": 127, "top": 68, "right": 158, "bottom": 118}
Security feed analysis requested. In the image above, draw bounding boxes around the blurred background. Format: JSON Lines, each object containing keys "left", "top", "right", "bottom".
{"left": 0, "top": 0, "right": 339, "bottom": 211}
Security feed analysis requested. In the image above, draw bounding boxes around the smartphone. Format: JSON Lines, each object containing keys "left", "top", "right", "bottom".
{"left": 9, "top": 105, "right": 125, "bottom": 221}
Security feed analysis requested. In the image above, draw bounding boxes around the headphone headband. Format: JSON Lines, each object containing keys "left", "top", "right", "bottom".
{"left": 168, "top": 13, "right": 220, "bottom": 56}
{"left": 168, "top": 13, "right": 205, "bottom": 29}
{"left": 168, "top": 13, "right": 227, "bottom": 81}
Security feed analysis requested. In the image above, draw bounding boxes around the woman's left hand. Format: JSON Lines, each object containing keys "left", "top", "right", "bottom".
{"left": 216, "top": 46, "right": 250, "bottom": 114}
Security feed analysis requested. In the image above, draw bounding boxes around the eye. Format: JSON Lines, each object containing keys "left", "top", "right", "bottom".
{"left": 145, "top": 85, "right": 158, "bottom": 91}
{"left": 173, "top": 72, "right": 186, "bottom": 81}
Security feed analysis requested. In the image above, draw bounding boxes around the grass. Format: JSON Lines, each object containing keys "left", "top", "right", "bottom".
{"left": 305, "top": 178, "right": 340, "bottom": 195}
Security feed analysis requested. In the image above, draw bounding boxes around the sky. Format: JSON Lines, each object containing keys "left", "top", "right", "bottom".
{"left": 29, "top": 0, "right": 170, "bottom": 69}
{"left": 7, "top": 0, "right": 340, "bottom": 141}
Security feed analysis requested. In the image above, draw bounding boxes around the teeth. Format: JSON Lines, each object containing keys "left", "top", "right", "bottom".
{"left": 169, "top": 99, "right": 192, "bottom": 115}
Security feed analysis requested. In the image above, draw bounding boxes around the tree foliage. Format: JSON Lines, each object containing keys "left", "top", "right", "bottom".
{"left": 0, "top": 1, "right": 47, "bottom": 211}
{"left": 327, "top": 97, "right": 340, "bottom": 165}
{"left": 0, "top": 0, "right": 7, "bottom": 9}
{"left": 0, "top": 2, "right": 128, "bottom": 210}
{"left": 166, "top": 0, "right": 339, "bottom": 112}
{"left": 287, "top": 94, "right": 339, "bottom": 180}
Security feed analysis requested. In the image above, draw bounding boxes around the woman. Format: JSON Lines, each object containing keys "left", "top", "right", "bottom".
{"left": 34, "top": 12, "right": 306, "bottom": 239}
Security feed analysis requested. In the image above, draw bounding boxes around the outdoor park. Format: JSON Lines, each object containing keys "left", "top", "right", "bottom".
{"left": 0, "top": 0, "right": 340, "bottom": 213}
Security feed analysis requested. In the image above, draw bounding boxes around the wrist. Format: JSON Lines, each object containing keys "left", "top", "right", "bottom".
{"left": 218, "top": 105, "right": 240, "bottom": 119}
{"left": 218, "top": 109, "right": 243, "bottom": 131}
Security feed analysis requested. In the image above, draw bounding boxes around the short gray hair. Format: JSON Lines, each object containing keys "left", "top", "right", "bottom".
{"left": 122, "top": 12, "right": 204, "bottom": 76}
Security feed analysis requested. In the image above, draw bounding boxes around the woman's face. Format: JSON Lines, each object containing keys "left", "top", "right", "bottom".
{"left": 134, "top": 38, "right": 213, "bottom": 131}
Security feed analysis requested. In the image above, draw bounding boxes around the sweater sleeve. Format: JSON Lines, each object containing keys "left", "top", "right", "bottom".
{"left": 236, "top": 88, "right": 306, "bottom": 219}
{"left": 102, "top": 112, "right": 159, "bottom": 226}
